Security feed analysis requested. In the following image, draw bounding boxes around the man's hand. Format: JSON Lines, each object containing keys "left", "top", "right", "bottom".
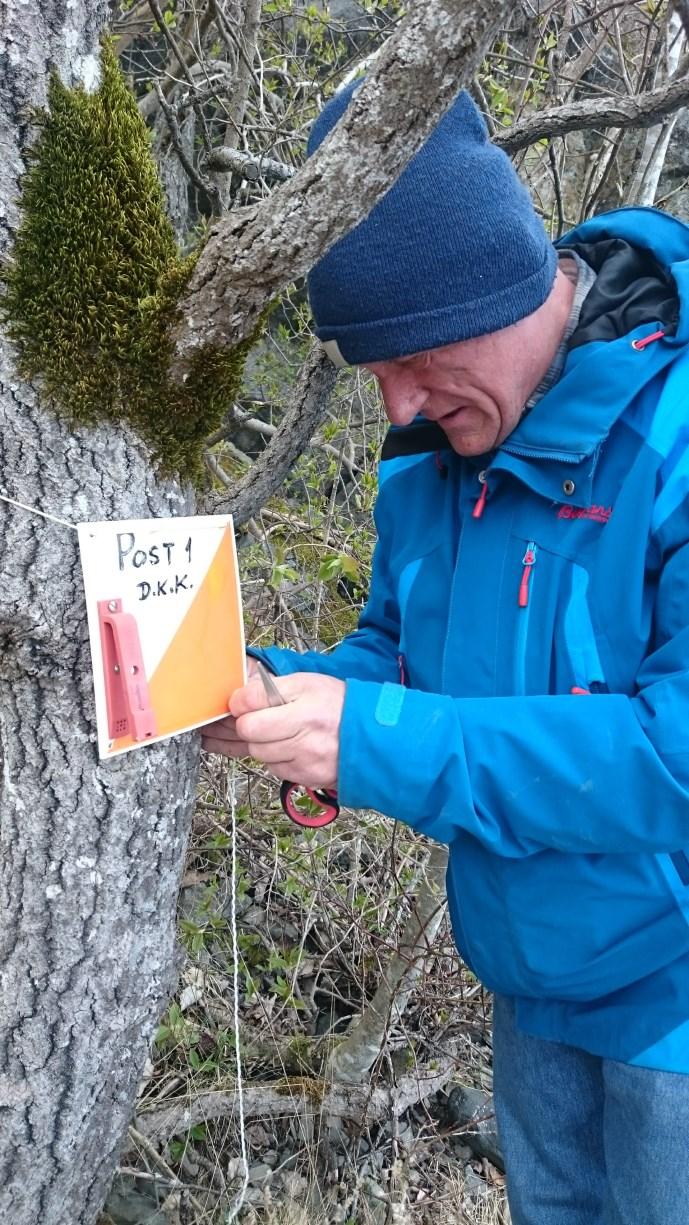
{"left": 201, "top": 655, "right": 261, "bottom": 761}
{"left": 203, "top": 670, "right": 345, "bottom": 792}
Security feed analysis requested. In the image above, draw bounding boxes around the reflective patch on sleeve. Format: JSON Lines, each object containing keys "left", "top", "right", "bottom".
{"left": 375, "top": 682, "right": 405, "bottom": 727}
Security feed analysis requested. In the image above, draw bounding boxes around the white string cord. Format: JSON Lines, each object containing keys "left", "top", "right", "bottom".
{"left": 0, "top": 489, "right": 78, "bottom": 531}
{"left": 226, "top": 759, "right": 249, "bottom": 1223}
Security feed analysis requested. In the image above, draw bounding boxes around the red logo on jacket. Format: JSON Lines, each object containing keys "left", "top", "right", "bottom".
{"left": 558, "top": 504, "right": 612, "bottom": 524}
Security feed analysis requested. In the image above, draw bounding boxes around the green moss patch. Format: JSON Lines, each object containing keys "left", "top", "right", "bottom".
{"left": 2, "top": 41, "right": 261, "bottom": 480}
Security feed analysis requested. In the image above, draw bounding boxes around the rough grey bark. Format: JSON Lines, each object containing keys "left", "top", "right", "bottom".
{"left": 496, "top": 70, "right": 689, "bottom": 155}
{"left": 169, "top": 0, "right": 513, "bottom": 374}
{"left": 152, "top": 107, "right": 197, "bottom": 244}
{"left": 0, "top": 5, "right": 200, "bottom": 1223}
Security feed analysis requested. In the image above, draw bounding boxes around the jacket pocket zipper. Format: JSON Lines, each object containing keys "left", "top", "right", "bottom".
{"left": 514, "top": 541, "right": 537, "bottom": 695}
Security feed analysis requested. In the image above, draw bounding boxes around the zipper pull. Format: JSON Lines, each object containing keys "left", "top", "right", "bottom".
{"left": 473, "top": 471, "right": 489, "bottom": 518}
{"left": 631, "top": 329, "right": 665, "bottom": 351}
{"left": 518, "top": 541, "right": 537, "bottom": 607}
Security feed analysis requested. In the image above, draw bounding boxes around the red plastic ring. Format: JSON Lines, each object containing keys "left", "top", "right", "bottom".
{"left": 280, "top": 781, "right": 339, "bottom": 828}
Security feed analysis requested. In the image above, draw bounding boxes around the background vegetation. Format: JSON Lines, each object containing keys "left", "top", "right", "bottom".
{"left": 88, "top": 2, "right": 689, "bottom": 1221}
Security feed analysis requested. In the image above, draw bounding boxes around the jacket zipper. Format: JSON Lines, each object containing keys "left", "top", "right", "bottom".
{"left": 514, "top": 541, "right": 537, "bottom": 694}
{"left": 518, "top": 541, "right": 537, "bottom": 607}
{"left": 473, "top": 474, "right": 489, "bottom": 518}
{"left": 502, "top": 442, "right": 587, "bottom": 464}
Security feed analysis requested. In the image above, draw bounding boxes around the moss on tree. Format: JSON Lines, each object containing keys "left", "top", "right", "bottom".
{"left": 2, "top": 41, "right": 263, "bottom": 480}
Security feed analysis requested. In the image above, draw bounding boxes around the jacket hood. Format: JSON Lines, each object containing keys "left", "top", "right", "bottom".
{"left": 498, "top": 208, "right": 689, "bottom": 476}
{"left": 562, "top": 207, "right": 687, "bottom": 347}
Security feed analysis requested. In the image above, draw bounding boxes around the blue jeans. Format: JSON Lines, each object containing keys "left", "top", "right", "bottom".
{"left": 492, "top": 995, "right": 689, "bottom": 1225}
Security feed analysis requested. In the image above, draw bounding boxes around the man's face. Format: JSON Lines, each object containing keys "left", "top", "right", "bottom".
{"left": 363, "top": 289, "right": 565, "bottom": 456}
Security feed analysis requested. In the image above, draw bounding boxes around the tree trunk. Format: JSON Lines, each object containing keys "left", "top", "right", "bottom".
{"left": 0, "top": 6, "right": 199, "bottom": 1222}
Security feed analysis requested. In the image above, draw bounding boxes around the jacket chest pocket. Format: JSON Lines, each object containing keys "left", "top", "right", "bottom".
{"left": 499, "top": 535, "right": 608, "bottom": 697}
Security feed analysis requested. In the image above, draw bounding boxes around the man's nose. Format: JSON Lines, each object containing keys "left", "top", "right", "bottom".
{"left": 376, "top": 369, "right": 427, "bottom": 426}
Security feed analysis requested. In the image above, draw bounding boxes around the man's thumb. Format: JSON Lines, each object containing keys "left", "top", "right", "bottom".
{"left": 229, "top": 673, "right": 271, "bottom": 717}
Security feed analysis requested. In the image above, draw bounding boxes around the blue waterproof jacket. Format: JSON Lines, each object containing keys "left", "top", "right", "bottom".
{"left": 252, "top": 208, "right": 689, "bottom": 1073}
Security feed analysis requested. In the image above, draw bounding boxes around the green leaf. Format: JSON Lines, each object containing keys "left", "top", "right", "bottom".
{"left": 271, "top": 562, "right": 299, "bottom": 585}
{"left": 318, "top": 554, "right": 344, "bottom": 581}
{"left": 339, "top": 553, "right": 360, "bottom": 582}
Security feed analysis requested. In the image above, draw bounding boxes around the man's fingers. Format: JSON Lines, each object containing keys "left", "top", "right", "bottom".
{"left": 202, "top": 714, "right": 251, "bottom": 757}
{"left": 245, "top": 743, "right": 297, "bottom": 770}
{"left": 203, "top": 715, "right": 245, "bottom": 742}
{"left": 217, "top": 672, "right": 343, "bottom": 789}
{"left": 235, "top": 706, "right": 300, "bottom": 746}
{"left": 202, "top": 735, "right": 251, "bottom": 758}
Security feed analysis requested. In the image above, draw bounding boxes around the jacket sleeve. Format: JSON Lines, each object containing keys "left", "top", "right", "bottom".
{"left": 247, "top": 499, "right": 402, "bottom": 686}
{"left": 338, "top": 531, "right": 689, "bottom": 857}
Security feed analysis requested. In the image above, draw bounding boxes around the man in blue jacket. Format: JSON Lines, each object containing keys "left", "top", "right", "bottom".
{"left": 204, "top": 85, "right": 689, "bottom": 1223}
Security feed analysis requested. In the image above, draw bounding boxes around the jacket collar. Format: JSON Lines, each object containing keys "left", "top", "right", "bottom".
{"left": 490, "top": 207, "right": 689, "bottom": 503}
{"left": 490, "top": 327, "right": 676, "bottom": 506}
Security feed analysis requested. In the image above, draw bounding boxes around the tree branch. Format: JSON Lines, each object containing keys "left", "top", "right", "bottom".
{"left": 169, "top": 0, "right": 512, "bottom": 376}
{"left": 210, "top": 0, "right": 262, "bottom": 144}
{"left": 154, "top": 82, "right": 218, "bottom": 201}
{"left": 203, "top": 146, "right": 294, "bottom": 182}
{"left": 134, "top": 1057, "right": 458, "bottom": 1143}
{"left": 327, "top": 844, "right": 448, "bottom": 1085}
{"left": 207, "top": 343, "right": 338, "bottom": 526}
{"left": 495, "top": 71, "right": 689, "bottom": 154}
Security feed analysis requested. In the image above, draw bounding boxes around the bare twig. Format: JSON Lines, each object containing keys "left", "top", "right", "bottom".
{"left": 211, "top": 0, "right": 262, "bottom": 145}
{"left": 148, "top": 2, "right": 212, "bottom": 136}
{"left": 154, "top": 82, "right": 219, "bottom": 203}
{"left": 674, "top": 0, "right": 689, "bottom": 43}
{"left": 548, "top": 142, "right": 565, "bottom": 238}
{"left": 127, "top": 1126, "right": 208, "bottom": 1216}
{"left": 627, "top": 10, "right": 686, "bottom": 206}
{"left": 228, "top": 405, "right": 358, "bottom": 476}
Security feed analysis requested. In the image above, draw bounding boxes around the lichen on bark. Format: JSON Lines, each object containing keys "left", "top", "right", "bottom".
{"left": 1, "top": 40, "right": 261, "bottom": 480}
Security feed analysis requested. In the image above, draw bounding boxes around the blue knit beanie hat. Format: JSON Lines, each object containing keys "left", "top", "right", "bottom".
{"left": 307, "top": 82, "right": 558, "bottom": 366}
